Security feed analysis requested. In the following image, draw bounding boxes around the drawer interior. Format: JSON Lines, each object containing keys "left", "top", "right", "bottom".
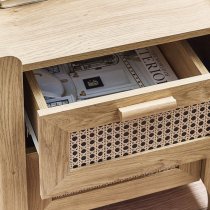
{"left": 189, "top": 35, "right": 210, "bottom": 70}
{"left": 24, "top": 40, "right": 209, "bottom": 137}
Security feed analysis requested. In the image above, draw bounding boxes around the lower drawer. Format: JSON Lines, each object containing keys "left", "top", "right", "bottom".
{"left": 26, "top": 152, "right": 202, "bottom": 210}
{"left": 25, "top": 40, "right": 210, "bottom": 198}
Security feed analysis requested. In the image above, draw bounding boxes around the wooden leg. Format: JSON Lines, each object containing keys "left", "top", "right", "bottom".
{"left": 202, "top": 159, "right": 210, "bottom": 210}
{"left": 0, "top": 57, "right": 28, "bottom": 210}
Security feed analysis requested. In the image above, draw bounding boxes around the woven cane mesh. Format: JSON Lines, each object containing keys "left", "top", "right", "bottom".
{"left": 70, "top": 101, "right": 210, "bottom": 169}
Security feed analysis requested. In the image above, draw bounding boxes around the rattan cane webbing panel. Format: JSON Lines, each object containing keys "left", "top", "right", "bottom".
{"left": 70, "top": 101, "right": 210, "bottom": 169}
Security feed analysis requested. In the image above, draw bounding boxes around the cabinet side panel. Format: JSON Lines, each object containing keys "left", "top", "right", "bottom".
{"left": 0, "top": 57, "right": 28, "bottom": 210}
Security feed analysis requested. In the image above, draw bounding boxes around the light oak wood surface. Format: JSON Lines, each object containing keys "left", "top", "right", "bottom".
{"left": 24, "top": 72, "right": 47, "bottom": 136}
{"left": 97, "top": 180, "right": 208, "bottom": 210}
{"left": 0, "top": 0, "right": 210, "bottom": 71}
{"left": 27, "top": 152, "right": 51, "bottom": 210}
{"left": 0, "top": 57, "right": 28, "bottom": 210}
{"left": 160, "top": 40, "right": 209, "bottom": 78}
{"left": 0, "top": 0, "right": 45, "bottom": 8}
{"left": 26, "top": 152, "right": 202, "bottom": 210}
{"left": 180, "top": 161, "right": 202, "bottom": 181}
{"left": 1, "top": 0, "right": 210, "bottom": 209}
{"left": 46, "top": 169, "right": 198, "bottom": 210}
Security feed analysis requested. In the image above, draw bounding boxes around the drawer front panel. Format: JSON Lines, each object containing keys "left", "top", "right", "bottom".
{"left": 38, "top": 99, "right": 210, "bottom": 199}
{"left": 70, "top": 101, "right": 210, "bottom": 169}
{"left": 35, "top": 73, "right": 210, "bottom": 199}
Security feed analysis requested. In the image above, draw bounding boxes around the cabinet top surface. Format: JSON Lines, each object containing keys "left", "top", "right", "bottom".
{"left": 0, "top": 0, "right": 210, "bottom": 71}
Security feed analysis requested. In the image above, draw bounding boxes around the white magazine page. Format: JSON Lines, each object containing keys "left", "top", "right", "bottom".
{"left": 136, "top": 46, "right": 178, "bottom": 84}
{"left": 33, "top": 47, "right": 178, "bottom": 106}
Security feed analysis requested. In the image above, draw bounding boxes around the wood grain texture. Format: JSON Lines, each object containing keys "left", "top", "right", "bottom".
{"left": 24, "top": 72, "right": 47, "bottom": 136}
{"left": 0, "top": 57, "right": 28, "bottom": 210}
{"left": 118, "top": 96, "right": 177, "bottom": 121}
{"left": 180, "top": 161, "right": 202, "bottom": 181}
{"left": 39, "top": 123, "right": 69, "bottom": 198}
{"left": 27, "top": 152, "right": 51, "bottom": 210}
{"left": 26, "top": 152, "right": 201, "bottom": 210}
{"left": 0, "top": 0, "right": 210, "bottom": 71}
{"left": 0, "top": 0, "right": 46, "bottom": 8}
{"left": 96, "top": 180, "right": 208, "bottom": 210}
{"left": 25, "top": 72, "right": 47, "bottom": 109}
{"left": 40, "top": 136, "right": 209, "bottom": 198}
{"left": 46, "top": 169, "right": 197, "bottom": 210}
{"left": 160, "top": 40, "right": 209, "bottom": 78}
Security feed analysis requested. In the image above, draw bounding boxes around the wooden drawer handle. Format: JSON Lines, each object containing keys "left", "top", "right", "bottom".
{"left": 118, "top": 96, "right": 177, "bottom": 122}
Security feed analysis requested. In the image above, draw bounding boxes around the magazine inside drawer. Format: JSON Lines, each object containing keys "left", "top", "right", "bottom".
{"left": 24, "top": 40, "right": 210, "bottom": 135}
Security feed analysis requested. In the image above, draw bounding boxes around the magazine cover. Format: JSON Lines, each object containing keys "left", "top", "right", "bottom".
{"left": 34, "top": 46, "right": 178, "bottom": 107}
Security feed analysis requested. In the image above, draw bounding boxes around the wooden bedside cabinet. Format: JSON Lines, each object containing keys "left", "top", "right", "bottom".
{"left": 0, "top": 1, "right": 210, "bottom": 210}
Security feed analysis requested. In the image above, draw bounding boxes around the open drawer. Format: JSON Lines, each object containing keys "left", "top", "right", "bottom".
{"left": 25, "top": 40, "right": 210, "bottom": 199}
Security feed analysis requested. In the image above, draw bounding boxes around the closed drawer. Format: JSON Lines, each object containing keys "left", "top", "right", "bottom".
{"left": 25, "top": 40, "right": 210, "bottom": 198}
{"left": 26, "top": 152, "right": 203, "bottom": 210}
